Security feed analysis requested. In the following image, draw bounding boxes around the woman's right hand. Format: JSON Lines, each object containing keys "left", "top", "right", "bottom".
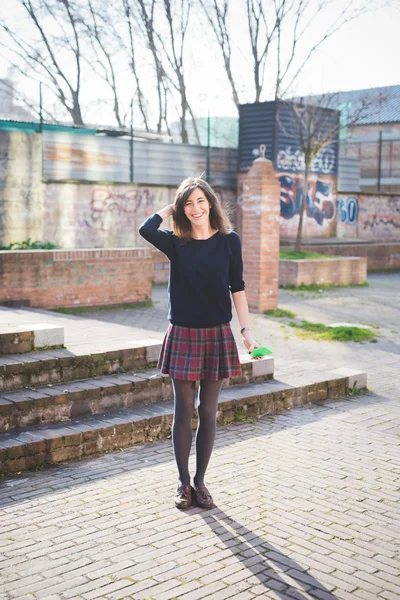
{"left": 158, "top": 204, "right": 175, "bottom": 220}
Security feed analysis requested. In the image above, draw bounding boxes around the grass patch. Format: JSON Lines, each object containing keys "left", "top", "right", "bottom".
{"left": 52, "top": 300, "right": 153, "bottom": 315}
{"left": 284, "top": 281, "right": 370, "bottom": 292}
{"left": 288, "top": 320, "right": 377, "bottom": 343}
{"left": 0, "top": 238, "right": 59, "bottom": 250}
{"left": 264, "top": 307, "right": 296, "bottom": 318}
{"left": 279, "top": 249, "right": 334, "bottom": 260}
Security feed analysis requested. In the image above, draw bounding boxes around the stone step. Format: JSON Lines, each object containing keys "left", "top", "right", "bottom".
{"left": 0, "top": 341, "right": 164, "bottom": 392}
{"left": 0, "top": 324, "right": 64, "bottom": 355}
{"left": 0, "top": 367, "right": 366, "bottom": 475}
{"left": 0, "top": 355, "right": 274, "bottom": 432}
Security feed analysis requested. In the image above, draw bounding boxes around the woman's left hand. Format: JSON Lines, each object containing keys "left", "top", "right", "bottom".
{"left": 241, "top": 330, "right": 261, "bottom": 359}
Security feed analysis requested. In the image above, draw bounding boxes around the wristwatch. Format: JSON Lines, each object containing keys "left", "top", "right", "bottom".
{"left": 241, "top": 326, "right": 252, "bottom": 335}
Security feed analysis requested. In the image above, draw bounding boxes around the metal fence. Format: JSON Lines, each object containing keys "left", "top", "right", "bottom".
{"left": 42, "top": 130, "right": 238, "bottom": 188}
{"left": 341, "top": 132, "right": 400, "bottom": 192}
{"left": 337, "top": 158, "right": 361, "bottom": 192}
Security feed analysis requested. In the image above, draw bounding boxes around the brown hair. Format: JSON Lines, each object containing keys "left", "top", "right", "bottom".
{"left": 171, "top": 177, "right": 232, "bottom": 242}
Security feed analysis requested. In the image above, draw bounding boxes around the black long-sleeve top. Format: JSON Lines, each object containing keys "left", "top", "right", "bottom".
{"left": 139, "top": 213, "right": 245, "bottom": 327}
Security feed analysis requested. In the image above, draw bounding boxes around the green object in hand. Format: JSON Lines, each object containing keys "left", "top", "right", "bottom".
{"left": 251, "top": 346, "right": 273, "bottom": 358}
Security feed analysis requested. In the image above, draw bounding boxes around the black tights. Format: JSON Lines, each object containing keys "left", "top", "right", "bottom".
{"left": 172, "top": 378, "right": 223, "bottom": 487}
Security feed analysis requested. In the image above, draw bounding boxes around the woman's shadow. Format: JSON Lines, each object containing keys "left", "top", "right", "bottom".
{"left": 197, "top": 506, "right": 339, "bottom": 599}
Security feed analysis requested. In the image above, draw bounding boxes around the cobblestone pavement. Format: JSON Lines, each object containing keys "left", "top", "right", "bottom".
{"left": 1, "top": 273, "right": 399, "bottom": 389}
{"left": 0, "top": 274, "right": 399, "bottom": 599}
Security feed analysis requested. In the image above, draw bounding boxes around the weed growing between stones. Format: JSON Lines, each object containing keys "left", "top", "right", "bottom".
{"left": 233, "top": 407, "right": 245, "bottom": 422}
{"left": 348, "top": 382, "right": 369, "bottom": 396}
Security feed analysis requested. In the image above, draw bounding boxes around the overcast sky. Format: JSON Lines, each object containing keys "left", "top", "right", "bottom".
{"left": 1, "top": 0, "right": 399, "bottom": 126}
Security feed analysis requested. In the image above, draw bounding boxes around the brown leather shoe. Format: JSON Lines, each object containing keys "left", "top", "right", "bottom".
{"left": 174, "top": 484, "right": 192, "bottom": 509}
{"left": 193, "top": 485, "right": 214, "bottom": 509}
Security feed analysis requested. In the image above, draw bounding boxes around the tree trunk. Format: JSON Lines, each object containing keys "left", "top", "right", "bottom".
{"left": 179, "top": 75, "right": 189, "bottom": 143}
{"left": 180, "top": 109, "right": 188, "bottom": 143}
{"left": 70, "top": 92, "right": 84, "bottom": 126}
{"left": 295, "top": 163, "right": 310, "bottom": 253}
{"left": 254, "top": 61, "right": 261, "bottom": 102}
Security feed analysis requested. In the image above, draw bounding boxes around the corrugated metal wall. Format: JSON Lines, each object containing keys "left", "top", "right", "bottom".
{"left": 238, "top": 101, "right": 340, "bottom": 176}
{"left": 238, "top": 101, "right": 277, "bottom": 172}
{"left": 42, "top": 132, "right": 237, "bottom": 188}
{"left": 338, "top": 157, "right": 361, "bottom": 192}
{"left": 275, "top": 102, "right": 339, "bottom": 176}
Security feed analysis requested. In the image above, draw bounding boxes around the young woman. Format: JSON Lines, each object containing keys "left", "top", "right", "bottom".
{"left": 139, "top": 177, "right": 258, "bottom": 510}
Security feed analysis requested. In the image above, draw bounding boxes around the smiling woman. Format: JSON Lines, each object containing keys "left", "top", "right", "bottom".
{"left": 139, "top": 176, "right": 259, "bottom": 511}
{"left": 171, "top": 178, "right": 232, "bottom": 242}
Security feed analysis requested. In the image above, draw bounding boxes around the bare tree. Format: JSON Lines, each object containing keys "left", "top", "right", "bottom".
{"left": 276, "top": 0, "right": 377, "bottom": 100}
{"left": 277, "top": 94, "right": 370, "bottom": 252}
{"left": 129, "top": 0, "right": 169, "bottom": 134}
{"left": 1, "top": 0, "right": 85, "bottom": 125}
{"left": 120, "top": 0, "right": 151, "bottom": 132}
{"left": 199, "top": 0, "right": 385, "bottom": 107}
{"left": 197, "top": 0, "right": 240, "bottom": 108}
{"left": 82, "top": 1, "right": 125, "bottom": 128}
{"left": 246, "top": 0, "right": 280, "bottom": 102}
{"left": 156, "top": 0, "right": 200, "bottom": 143}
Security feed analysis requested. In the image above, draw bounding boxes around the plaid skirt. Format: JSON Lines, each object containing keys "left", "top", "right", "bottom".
{"left": 158, "top": 322, "right": 242, "bottom": 381}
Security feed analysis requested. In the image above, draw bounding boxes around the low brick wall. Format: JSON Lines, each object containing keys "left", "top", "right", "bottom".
{"left": 153, "top": 250, "right": 370, "bottom": 287}
{"left": 0, "top": 248, "right": 153, "bottom": 309}
{"left": 279, "top": 257, "right": 367, "bottom": 287}
{"left": 152, "top": 250, "right": 170, "bottom": 284}
{"left": 301, "top": 242, "right": 400, "bottom": 271}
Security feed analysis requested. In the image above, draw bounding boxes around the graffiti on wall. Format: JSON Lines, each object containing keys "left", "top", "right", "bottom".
{"left": 79, "top": 187, "right": 157, "bottom": 239}
{"left": 337, "top": 194, "right": 400, "bottom": 240}
{"left": 362, "top": 197, "right": 400, "bottom": 233}
{"left": 276, "top": 147, "right": 336, "bottom": 175}
{"left": 338, "top": 196, "right": 359, "bottom": 225}
{"left": 90, "top": 188, "right": 155, "bottom": 216}
{"left": 43, "top": 183, "right": 174, "bottom": 249}
{"left": 279, "top": 174, "right": 335, "bottom": 226}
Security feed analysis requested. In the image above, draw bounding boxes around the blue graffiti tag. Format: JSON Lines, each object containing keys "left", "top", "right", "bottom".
{"left": 338, "top": 196, "right": 359, "bottom": 225}
{"left": 279, "top": 175, "right": 335, "bottom": 225}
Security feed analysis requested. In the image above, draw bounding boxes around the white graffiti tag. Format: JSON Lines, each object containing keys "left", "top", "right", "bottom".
{"left": 276, "top": 146, "right": 336, "bottom": 175}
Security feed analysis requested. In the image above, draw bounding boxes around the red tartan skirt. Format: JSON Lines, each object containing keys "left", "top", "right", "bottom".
{"left": 158, "top": 322, "right": 242, "bottom": 381}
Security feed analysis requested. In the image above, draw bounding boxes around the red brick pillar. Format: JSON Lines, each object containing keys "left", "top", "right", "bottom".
{"left": 237, "top": 145, "right": 280, "bottom": 313}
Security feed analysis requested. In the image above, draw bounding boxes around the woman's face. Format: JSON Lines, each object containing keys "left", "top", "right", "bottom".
{"left": 183, "top": 187, "right": 212, "bottom": 227}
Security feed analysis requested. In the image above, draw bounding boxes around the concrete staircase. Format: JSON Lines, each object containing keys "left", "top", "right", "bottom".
{"left": 0, "top": 325, "right": 366, "bottom": 475}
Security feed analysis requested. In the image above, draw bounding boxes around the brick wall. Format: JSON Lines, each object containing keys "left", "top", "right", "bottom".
{"left": 279, "top": 257, "right": 367, "bottom": 287}
{"left": 0, "top": 248, "right": 153, "bottom": 309}
{"left": 152, "top": 250, "right": 170, "bottom": 284}
{"left": 237, "top": 152, "right": 280, "bottom": 312}
{"left": 300, "top": 242, "right": 400, "bottom": 271}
